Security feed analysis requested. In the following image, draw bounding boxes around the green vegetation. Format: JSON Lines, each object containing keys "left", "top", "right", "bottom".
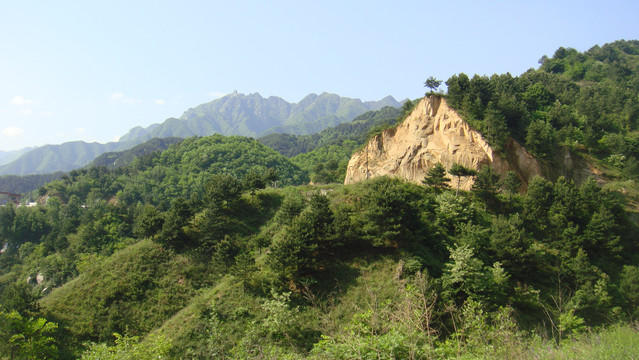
{"left": 424, "top": 76, "right": 442, "bottom": 95}
{"left": 422, "top": 162, "right": 451, "bottom": 191}
{"left": 259, "top": 106, "right": 404, "bottom": 183}
{"left": 90, "top": 138, "right": 182, "bottom": 169}
{"left": 445, "top": 40, "right": 639, "bottom": 168}
{"left": 1, "top": 40, "right": 638, "bottom": 359}
{"left": 0, "top": 173, "right": 63, "bottom": 196}
{"left": 2, "top": 164, "right": 637, "bottom": 358}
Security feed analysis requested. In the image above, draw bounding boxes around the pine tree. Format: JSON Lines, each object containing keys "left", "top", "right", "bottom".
{"left": 422, "top": 162, "right": 451, "bottom": 191}
{"left": 448, "top": 162, "right": 477, "bottom": 196}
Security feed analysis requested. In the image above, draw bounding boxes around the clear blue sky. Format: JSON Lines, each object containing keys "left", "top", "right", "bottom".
{"left": 1, "top": 0, "right": 637, "bottom": 151}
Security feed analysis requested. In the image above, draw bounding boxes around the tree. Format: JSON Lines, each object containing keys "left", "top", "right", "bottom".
{"left": 232, "top": 251, "right": 257, "bottom": 291}
{"left": 268, "top": 218, "right": 318, "bottom": 283}
{"left": 448, "top": 162, "right": 477, "bottom": 196}
{"left": 156, "top": 198, "right": 193, "bottom": 251}
{"left": 422, "top": 162, "right": 450, "bottom": 191}
{"left": 482, "top": 105, "right": 509, "bottom": 150}
{"left": 501, "top": 171, "right": 521, "bottom": 201}
{"left": 0, "top": 310, "right": 58, "bottom": 360}
{"left": 402, "top": 99, "right": 414, "bottom": 113}
{"left": 472, "top": 165, "right": 500, "bottom": 195}
{"left": 268, "top": 193, "right": 336, "bottom": 283}
{"left": 243, "top": 168, "right": 266, "bottom": 195}
{"left": 525, "top": 119, "right": 555, "bottom": 159}
{"left": 583, "top": 207, "right": 622, "bottom": 259}
{"left": 133, "top": 204, "right": 163, "bottom": 239}
{"left": 440, "top": 245, "right": 485, "bottom": 303}
{"left": 489, "top": 214, "right": 532, "bottom": 281}
{"left": 445, "top": 73, "right": 470, "bottom": 108}
{"left": 424, "top": 76, "right": 442, "bottom": 95}
{"left": 312, "top": 159, "right": 340, "bottom": 184}
{"left": 263, "top": 168, "right": 279, "bottom": 188}
{"left": 205, "top": 174, "right": 242, "bottom": 209}
{"left": 523, "top": 176, "right": 554, "bottom": 234}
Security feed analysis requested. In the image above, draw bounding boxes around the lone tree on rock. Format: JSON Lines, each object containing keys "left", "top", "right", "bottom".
{"left": 448, "top": 162, "right": 477, "bottom": 196}
{"left": 424, "top": 76, "right": 442, "bottom": 95}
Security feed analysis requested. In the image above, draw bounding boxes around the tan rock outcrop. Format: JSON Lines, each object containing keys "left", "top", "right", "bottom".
{"left": 344, "top": 96, "right": 595, "bottom": 190}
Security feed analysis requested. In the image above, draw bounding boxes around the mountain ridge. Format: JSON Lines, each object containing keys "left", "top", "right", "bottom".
{"left": 119, "top": 92, "right": 404, "bottom": 143}
{"left": 0, "top": 141, "right": 127, "bottom": 176}
{"left": 1, "top": 92, "right": 403, "bottom": 176}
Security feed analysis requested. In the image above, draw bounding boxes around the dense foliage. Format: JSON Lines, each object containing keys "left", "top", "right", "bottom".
{"left": 445, "top": 40, "right": 639, "bottom": 174}
{"left": 258, "top": 106, "right": 402, "bottom": 158}
{"left": 0, "top": 173, "right": 63, "bottom": 196}
{"left": 259, "top": 104, "right": 418, "bottom": 184}
{"left": 90, "top": 138, "right": 182, "bottom": 169}
{"left": 1, "top": 40, "right": 639, "bottom": 359}
{"left": 2, "top": 165, "right": 638, "bottom": 358}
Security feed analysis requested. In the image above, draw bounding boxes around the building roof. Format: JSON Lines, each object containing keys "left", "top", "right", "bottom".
{"left": 0, "top": 191, "right": 21, "bottom": 197}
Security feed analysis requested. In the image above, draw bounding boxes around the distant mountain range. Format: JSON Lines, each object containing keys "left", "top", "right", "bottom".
{"left": 0, "top": 92, "right": 404, "bottom": 176}
{"left": 0, "top": 142, "right": 124, "bottom": 176}
{"left": 119, "top": 92, "right": 403, "bottom": 143}
{"left": 0, "top": 147, "right": 36, "bottom": 166}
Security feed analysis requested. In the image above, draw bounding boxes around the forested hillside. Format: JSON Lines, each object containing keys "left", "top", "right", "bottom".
{"left": 89, "top": 138, "right": 183, "bottom": 169}
{"left": 1, "top": 93, "right": 401, "bottom": 178}
{"left": 445, "top": 40, "right": 639, "bottom": 169}
{"left": 0, "top": 173, "right": 63, "bottom": 196}
{"left": 259, "top": 105, "right": 409, "bottom": 183}
{"left": 1, "top": 40, "right": 639, "bottom": 359}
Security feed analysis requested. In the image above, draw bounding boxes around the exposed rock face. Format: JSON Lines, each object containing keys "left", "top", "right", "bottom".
{"left": 344, "top": 97, "right": 595, "bottom": 190}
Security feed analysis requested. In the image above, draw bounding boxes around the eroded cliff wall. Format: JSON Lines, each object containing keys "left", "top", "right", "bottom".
{"left": 344, "top": 96, "right": 595, "bottom": 190}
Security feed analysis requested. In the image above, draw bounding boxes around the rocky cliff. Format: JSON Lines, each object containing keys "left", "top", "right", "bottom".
{"left": 344, "top": 96, "right": 597, "bottom": 190}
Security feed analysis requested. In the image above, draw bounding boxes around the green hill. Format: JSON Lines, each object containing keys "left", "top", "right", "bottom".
{"left": 0, "top": 93, "right": 401, "bottom": 177}
{"left": 259, "top": 105, "right": 407, "bottom": 183}
{"left": 0, "top": 172, "right": 63, "bottom": 196}
{"left": 445, "top": 40, "right": 639, "bottom": 164}
{"left": 90, "top": 138, "right": 183, "bottom": 169}
{"left": 1, "top": 40, "right": 639, "bottom": 360}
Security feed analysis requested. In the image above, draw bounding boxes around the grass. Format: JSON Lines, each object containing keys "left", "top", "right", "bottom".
{"left": 535, "top": 324, "right": 639, "bottom": 360}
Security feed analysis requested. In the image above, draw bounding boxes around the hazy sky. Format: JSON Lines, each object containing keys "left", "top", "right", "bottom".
{"left": 1, "top": 0, "right": 637, "bottom": 151}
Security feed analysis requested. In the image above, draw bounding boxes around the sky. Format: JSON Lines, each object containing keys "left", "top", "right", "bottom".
{"left": 0, "top": 0, "right": 637, "bottom": 151}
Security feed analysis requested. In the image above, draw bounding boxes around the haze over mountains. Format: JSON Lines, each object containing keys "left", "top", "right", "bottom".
{"left": 119, "top": 92, "right": 403, "bottom": 142}
{"left": 0, "top": 92, "right": 403, "bottom": 176}
{"left": 0, "top": 147, "right": 36, "bottom": 167}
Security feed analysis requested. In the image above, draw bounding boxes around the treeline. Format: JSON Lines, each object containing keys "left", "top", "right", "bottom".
{"left": 258, "top": 106, "right": 402, "bottom": 158}
{"left": 1, "top": 40, "right": 639, "bottom": 359}
{"left": 90, "top": 137, "right": 183, "bottom": 169}
{"left": 260, "top": 104, "right": 416, "bottom": 184}
{"left": 2, "top": 161, "right": 638, "bottom": 357}
{"left": 0, "top": 135, "right": 306, "bottom": 299}
{"left": 445, "top": 39, "right": 639, "bottom": 179}
{"left": 0, "top": 173, "right": 64, "bottom": 196}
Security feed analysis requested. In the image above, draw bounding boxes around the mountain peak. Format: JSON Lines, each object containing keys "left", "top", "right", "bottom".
{"left": 118, "top": 92, "right": 403, "bottom": 145}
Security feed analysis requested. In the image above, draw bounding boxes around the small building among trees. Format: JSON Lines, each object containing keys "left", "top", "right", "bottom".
{"left": 0, "top": 191, "right": 21, "bottom": 205}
